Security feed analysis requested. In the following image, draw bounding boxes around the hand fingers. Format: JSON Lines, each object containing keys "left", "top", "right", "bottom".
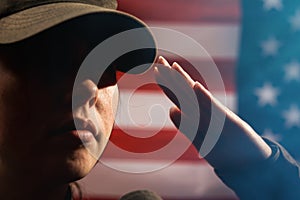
{"left": 193, "top": 81, "right": 230, "bottom": 146}
{"left": 154, "top": 66, "right": 199, "bottom": 115}
{"left": 169, "top": 106, "right": 181, "bottom": 129}
{"left": 193, "top": 81, "right": 229, "bottom": 120}
{"left": 193, "top": 81, "right": 213, "bottom": 112}
{"left": 157, "top": 57, "right": 194, "bottom": 87}
{"left": 155, "top": 56, "right": 216, "bottom": 119}
{"left": 154, "top": 56, "right": 199, "bottom": 113}
{"left": 158, "top": 56, "right": 171, "bottom": 68}
{"left": 156, "top": 57, "right": 222, "bottom": 150}
{"left": 154, "top": 65, "right": 180, "bottom": 108}
{"left": 157, "top": 56, "right": 194, "bottom": 87}
{"left": 171, "top": 62, "right": 195, "bottom": 88}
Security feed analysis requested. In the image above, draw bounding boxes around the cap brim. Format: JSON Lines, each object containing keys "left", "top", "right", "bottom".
{"left": 0, "top": 2, "right": 157, "bottom": 73}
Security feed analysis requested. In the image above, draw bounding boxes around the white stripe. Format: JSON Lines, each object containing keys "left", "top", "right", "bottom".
{"left": 79, "top": 159, "right": 237, "bottom": 198}
{"left": 115, "top": 90, "right": 236, "bottom": 128}
{"left": 147, "top": 22, "right": 240, "bottom": 59}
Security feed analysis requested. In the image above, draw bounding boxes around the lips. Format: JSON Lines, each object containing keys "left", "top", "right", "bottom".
{"left": 73, "top": 118, "right": 98, "bottom": 137}
{"left": 50, "top": 118, "right": 98, "bottom": 142}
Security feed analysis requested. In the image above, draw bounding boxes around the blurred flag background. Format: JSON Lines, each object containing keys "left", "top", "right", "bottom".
{"left": 78, "top": 0, "right": 300, "bottom": 199}
{"left": 237, "top": 1, "right": 300, "bottom": 162}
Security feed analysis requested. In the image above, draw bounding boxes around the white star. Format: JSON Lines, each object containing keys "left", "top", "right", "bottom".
{"left": 261, "top": 37, "right": 280, "bottom": 56}
{"left": 284, "top": 61, "right": 300, "bottom": 82}
{"left": 289, "top": 10, "right": 300, "bottom": 31}
{"left": 263, "top": 0, "right": 283, "bottom": 11}
{"left": 282, "top": 105, "right": 300, "bottom": 128}
{"left": 255, "top": 83, "right": 280, "bottom": 106}
{"left": 262, "top": 129, "right": 282, "bottom": 141}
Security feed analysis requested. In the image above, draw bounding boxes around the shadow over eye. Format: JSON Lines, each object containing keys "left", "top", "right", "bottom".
{"left": 97, "top": 66, "right": 117, "bottom": 89}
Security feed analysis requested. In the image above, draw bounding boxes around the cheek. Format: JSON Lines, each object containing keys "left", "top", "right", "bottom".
{"left": 96, "top": 85, "right": 119, "bottom": 137}
{"left": 0, "top": 66, "right": 24, "bottom": 140}
{"left": 0, "top": 64, "right": 34, "bottom": 162}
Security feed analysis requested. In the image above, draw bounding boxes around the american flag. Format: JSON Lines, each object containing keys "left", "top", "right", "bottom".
{"left": 78, "top": 0, "right": 299, "bottom": 199}
{"left": 237, "top": 0, "right": 300, "bottom": 163}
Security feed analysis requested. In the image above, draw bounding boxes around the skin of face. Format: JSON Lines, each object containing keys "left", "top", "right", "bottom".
{"left": 0, "top": 20, "right": 119, "bottom": 192}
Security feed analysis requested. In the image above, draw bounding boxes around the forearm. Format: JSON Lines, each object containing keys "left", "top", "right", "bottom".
{"left": 202, "top": 98, "right": 272, "bottom": 170}
{"left": 215, "top": 138, "right": 300, "bottom": 200}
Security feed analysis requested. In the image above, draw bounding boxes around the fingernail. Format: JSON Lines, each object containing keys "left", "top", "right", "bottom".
{"left": 158, "top": 55, "right": 165, "bottom": 61}
{"left": 158, "top": 56, "right": 171, "bottom": 67}
{"left": 193, "top": 81, "right": 203, "bottom": 90}
{"left": 194, "top": 81, "right": 210, "bottom": 96}
{"left": 172, "top": 62, "right": 179, "bottom": 68}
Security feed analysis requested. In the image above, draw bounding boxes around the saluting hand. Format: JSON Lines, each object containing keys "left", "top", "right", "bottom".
{"left": 154, "top": 56, "right": 272, "bottom": 170}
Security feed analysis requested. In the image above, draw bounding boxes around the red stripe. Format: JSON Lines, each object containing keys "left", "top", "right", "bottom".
{"left": 117, "top": 58, "right": 236, "bottom": 92}
{"left": 83, "top": 2, "right": 240, "bottom": 199}
{"left": 118, "top": 0, "right": 240, "bottom": 24}
{"left": 102, "top": 127, "right": 204, "bottom": 162}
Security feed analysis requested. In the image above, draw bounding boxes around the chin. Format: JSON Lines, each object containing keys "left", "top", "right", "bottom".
{"left": 41, "top": 146, "right": 98, "bottom": 184}
{"left": 64, "top": 147, "right": 98, "bottom": 182}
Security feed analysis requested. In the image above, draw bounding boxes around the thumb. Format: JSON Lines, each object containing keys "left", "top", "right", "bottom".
{"left": 169, "top": 106, "right": 181, "bottom": 129}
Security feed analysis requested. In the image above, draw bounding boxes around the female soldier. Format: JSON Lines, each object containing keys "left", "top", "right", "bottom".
{"left": 0, "top": 0, "right": 299, "bottom": 199}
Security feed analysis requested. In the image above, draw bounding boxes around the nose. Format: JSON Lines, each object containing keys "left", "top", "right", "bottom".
{"left": 72, "top": 79, "right": 98, "bottom": 108}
